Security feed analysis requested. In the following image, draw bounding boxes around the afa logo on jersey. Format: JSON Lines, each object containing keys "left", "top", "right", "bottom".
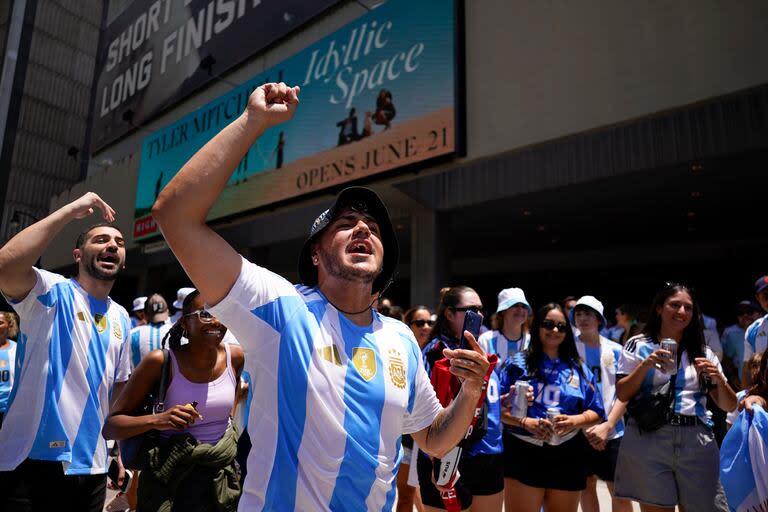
{"left": 388, "top": 349, "right": 406, "bottom": 389}
{"left": 352, "top": 347, "right": 376, "bottom": 381}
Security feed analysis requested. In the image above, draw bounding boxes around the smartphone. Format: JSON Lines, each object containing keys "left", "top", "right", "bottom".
{"left": 460, "top": 310, "right": 483, "bottom": 350}
{"left": 108, "top": 458, "right": 133, "bottom": 493}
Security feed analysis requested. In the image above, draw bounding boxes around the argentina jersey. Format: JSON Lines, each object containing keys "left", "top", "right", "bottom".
{"left": 618, "top": 335, "right": 723, "bottom": 425}
{"left": 128, "top": 321, "right": 172, "bottom": 371}
{"left": 209, "top": 258, "right": 442, "bottom": 511}
{"left": 576, "top": 336, "right": 624, "bottom": 439}
{"left": 0, "top": 339, "right": 17, "bottom": 413}
{"left": 478, "top": 329, "right": 530, "bottom": 367}
{"left": 744, "top": 314, "right": 768, "bottom": 362}
{"left": 0, "top": 268, "right": 131, "bottom": 474}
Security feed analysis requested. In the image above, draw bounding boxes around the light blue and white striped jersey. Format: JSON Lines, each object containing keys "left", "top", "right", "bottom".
{"left": 0, "top": 340, "right": 17, "bottom": 413}
{"left": 617, "top": 335, "right": 723, "bottom": 425}
{"left": 576, "top": 336, "right": 625, "bottom": 439}
{"left": 208, "top": 257, "right": 442, "bottom": 511}
{"left": 477, "top": 329, "right": 530, "bottom": 367}
{"left": 0, "top": 268, "right": 131, "bottom": 474}
{"left": 744, "top": 314, "right": 768, "bottom": 363}
{"left": 127, "top": 321, "right": 171, "bottom": 371}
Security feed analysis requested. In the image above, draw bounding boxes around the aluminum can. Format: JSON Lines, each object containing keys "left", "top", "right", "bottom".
{"left": 512, "top": 381, "right": 529, "bottom": 418}
{"left": 660, "top": 338, "right": 678, "bottom": 375}
{"left": 546, "top": 406, "right": 560, "bottom": 443}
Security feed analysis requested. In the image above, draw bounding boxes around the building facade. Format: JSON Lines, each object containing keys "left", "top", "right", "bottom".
{"left": 37, "top": 0, "right": 768, "bottom": 322}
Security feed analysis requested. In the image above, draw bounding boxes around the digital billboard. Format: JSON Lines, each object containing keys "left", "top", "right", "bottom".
{"left": 133, "top": 0, "right": 460, "bottom": 241}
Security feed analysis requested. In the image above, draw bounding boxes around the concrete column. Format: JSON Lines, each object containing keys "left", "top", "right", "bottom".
{"left": 410, "top": 209, "right": 448, "bottom": 310}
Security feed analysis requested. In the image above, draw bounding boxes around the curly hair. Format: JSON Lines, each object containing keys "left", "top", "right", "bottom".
{"left": 0, "top": 310, "right": 19, "bottom": 340}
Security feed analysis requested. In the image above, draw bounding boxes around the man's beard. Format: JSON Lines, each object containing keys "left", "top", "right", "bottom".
{"left": 83, "top": 254, "right": 122, "bottom": 281}
{"left": 318, "top": 246, "right": 381, "bottom": 284}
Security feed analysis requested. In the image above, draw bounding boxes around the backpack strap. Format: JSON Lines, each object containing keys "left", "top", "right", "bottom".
{"left": 153, "top": 349, "right": 171, "bottom": 413}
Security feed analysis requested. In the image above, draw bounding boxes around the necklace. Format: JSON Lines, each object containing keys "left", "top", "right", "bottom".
{"left": 326, "top": 295, "right": 377, "bottom": 316}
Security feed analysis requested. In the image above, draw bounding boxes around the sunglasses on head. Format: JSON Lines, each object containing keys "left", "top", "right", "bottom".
{"left": 184, "top": 309, "right": 216, "bottom": 323}
{"left": 541, "top": 319, "right": 567, "bottom": 332}
{"left": 451, "top": 305, "right": 484, "bottom": 315}
{"left": 410, "top": 319, "right": 434, "bottom": 328}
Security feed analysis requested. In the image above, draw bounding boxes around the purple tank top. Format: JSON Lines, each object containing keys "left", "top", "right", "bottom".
{"left": 161, "top": 342, "right": 237, "bottom": 444}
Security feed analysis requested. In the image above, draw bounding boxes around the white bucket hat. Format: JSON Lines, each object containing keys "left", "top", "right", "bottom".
{"left": 132, "top": 296, "right": 147, "bottom": 312}
{"left": 569, "top": 295, "right": 607, "bottom": 328}
{"left": 496, "top": 287, "right": 532, "bottom": 314}
{"left": 173, "top": 287, "right": 196, "bottom": 309}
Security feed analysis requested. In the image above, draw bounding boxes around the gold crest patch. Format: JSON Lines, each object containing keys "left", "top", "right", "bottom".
{"left": 317, "top": 345, "right": 342, "bottom": 366}
{"left": 94, "top": 314, "right": 107, "bottom": 333}
{"left": 76, "top": 311, "right": 87, "bottom": 322}
{"left": 352, "top": 348, "right": 376, "bottom": 382}
{"left": 112, "top": 320, "right": 122, "bottom": 340}
{"left": 388, "top": 349, "right": 406, "bottom": 389}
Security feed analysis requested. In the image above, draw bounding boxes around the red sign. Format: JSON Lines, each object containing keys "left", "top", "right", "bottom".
{"left": 133, "top": 214, "right": 158, "bottom": 239}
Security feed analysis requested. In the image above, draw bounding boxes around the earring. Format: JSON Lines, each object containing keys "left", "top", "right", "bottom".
{"left": 312, "top": 256, "right": 318, "bottom": 264}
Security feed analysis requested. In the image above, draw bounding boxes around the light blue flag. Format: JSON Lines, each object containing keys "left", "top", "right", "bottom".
{"left": 721, "top": 404, "right": 768, "bottom": 511}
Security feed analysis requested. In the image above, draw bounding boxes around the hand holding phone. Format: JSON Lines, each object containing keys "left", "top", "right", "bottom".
{"left": 460, "top": 310, "right": 483, "bottom": 350}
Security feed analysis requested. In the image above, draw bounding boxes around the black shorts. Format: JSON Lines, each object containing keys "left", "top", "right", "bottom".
{"left": 503, "top": 431, "right": 589, "bottom": 491}
{"left": 417, "top": 452, "right": 504, "bottom": 509}
{"left": 584, "top": 436, "right": 622, "bottom": 482}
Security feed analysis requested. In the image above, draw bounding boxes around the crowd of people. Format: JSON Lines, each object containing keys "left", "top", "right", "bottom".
{"left": 0, "top": 82, "right": 765, "bottom": 512}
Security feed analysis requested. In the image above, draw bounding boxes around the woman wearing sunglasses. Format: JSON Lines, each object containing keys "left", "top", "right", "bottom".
{"left": 418, "top": 286, "right": 504, "bottom": 512}
{"left": 499, "top": 303, "right": 604, "bottom": 512}
{"left": 614, "top": 283, "right": 735, "bottom": 512}
{"left": 405, "top": 305, "right": 435, "bottom": 349}
{"left": 104, "top": 290, "right": 245, "bottom": 511}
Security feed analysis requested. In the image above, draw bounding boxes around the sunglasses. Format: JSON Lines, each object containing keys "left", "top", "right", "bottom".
{"left": 184, "top": 309, "right": 216, "bottom": 323}
{"left": 451, "top": 306, "right": 485, "bottom": 316}
{"left": 541, "top": 319, "right": 568, "bottom": 332}
{"left": 410, "top": 319, "right": 435, "bottom": 328}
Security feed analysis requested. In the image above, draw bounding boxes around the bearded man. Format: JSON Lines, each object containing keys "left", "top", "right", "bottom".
{"left": 0, "top": 192, "right": 131, "bottom": 512}
{"left": 152, "top": 82, "right": 492, "bottom": 511}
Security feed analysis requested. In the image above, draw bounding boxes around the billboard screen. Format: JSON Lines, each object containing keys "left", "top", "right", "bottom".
{"left": 92, "top": 0, "right": 343, "bottom": 151}
{"left": 133, "top": 0, "right": 460, "bottom": 241}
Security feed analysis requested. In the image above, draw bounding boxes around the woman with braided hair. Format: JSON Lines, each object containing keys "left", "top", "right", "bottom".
{"left": 104, "top": 290, "right": 244, "bottom": 511}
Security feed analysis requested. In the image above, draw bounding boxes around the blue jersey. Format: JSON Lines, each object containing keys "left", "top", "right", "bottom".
{"left": 722, "top": 324, "right": 745, "bottom": 371}
{"left": 0, "top": 340, "right": 17, "bottom": 413}
{"left": 499, "top": 352, "right": 605, "bottom": 439}
{"left": 422, "top": 336, "right": 502, "bottom": 456}
{"left": 209, "top": 257, "right": 442, "bottom": 511}
{"left": 0, "top": 269, "right": 131, "bottom": 474}
{"left": 744, "top": 315, "right": 768, "bottom": 363}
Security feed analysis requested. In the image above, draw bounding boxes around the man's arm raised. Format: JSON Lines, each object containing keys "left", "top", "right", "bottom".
{"left": 0, "top": 192, "right": 115, "bottom": 300}
{"left": 152, "top": 83, "right": 300, "bottom": 306}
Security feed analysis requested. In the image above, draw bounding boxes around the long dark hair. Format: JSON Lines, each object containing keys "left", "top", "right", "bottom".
{"left": 526, "top": 302, "right": 581, "bottom": 377}
{"left": 429, "top": 286, "right": 478, "bottom": 341}
{"left": 641, "top": 283, "right": 704, "bottom": 361}
{"left": 162, "top": 289, "right": 201, "bottom": 351}
{"left": 403, "top": 305, "right": 431, "bottom": 325}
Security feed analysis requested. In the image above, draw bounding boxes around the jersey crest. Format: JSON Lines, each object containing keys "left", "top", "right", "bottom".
{"left": 352, "top": 347, "right": 376, "bottom": 381}
{"left": 388, "top": 349, "right": 406, "bottom": 389}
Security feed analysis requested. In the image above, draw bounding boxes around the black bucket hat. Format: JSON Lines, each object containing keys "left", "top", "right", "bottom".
{"left": 298, "top": 187, "right": 399, "bottom": 294}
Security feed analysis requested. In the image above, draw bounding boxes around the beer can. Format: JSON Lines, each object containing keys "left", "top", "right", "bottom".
{"left": 512, "top": 381, "right": 529, "bottom": 418}
{"left": 546, "top": 406, "right": 560, "bottom": 443}
{"left": 660, "top": 338, "right": 678, "bottom": 375}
